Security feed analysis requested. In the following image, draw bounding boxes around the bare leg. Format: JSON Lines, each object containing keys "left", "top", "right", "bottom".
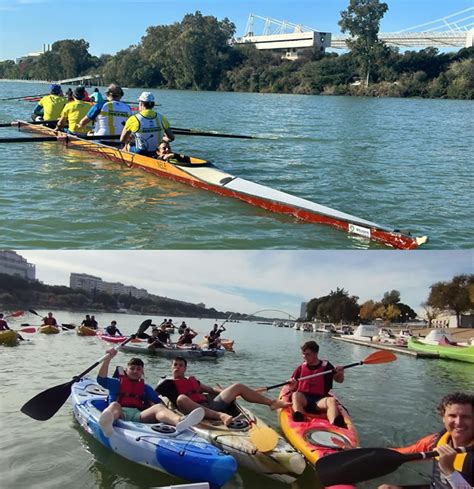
{"left": 316, "top": 397, "right": 340, "bottom": 424}
{"left": 99, "top": 401, "right": 123, "bottom": 437}
{"left": 291, "top": 391, "right": 308, "bottom": 415}
{"left": 177, "top": 394, "right": 233, "bottom": 426}
{"left": 140, "top": 403, "right": 181, "bottom": 425}
{"left": 219, "top": 383, "right": 290, "bottom": 410}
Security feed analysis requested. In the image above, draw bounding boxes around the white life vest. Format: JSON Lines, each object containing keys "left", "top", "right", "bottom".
{"left": 94, "top": 101, "right": 132, "bottom": 136}
{"left": 133, "top": 112, "right": 164, "bottom": 152}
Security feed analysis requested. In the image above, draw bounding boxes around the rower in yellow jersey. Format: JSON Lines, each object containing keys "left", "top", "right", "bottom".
{"left": 31, "top": 84, "right": 66, "bottom": 128}
{"left": 55, "top": 86, "right": 92, "bottom": 135}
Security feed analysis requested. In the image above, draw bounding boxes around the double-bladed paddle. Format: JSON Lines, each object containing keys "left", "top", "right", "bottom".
{"left": 315, "top": 445, "right": 474, "bottom": 485}
{"left": 20, "top": 319, "right": 152, "bottom": 421}
{"left": 261, "top": 350, "right": 397, "bottom": 392}
{"left": 28, "top": 309, "right": 75, "bottom": 331}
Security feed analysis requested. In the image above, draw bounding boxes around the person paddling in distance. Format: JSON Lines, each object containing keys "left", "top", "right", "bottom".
{"left": 177, "top": 327, "right": 198, "bottom": 346}
{"left": 208, "top": 323, "right": 226, "bottom": 349}
{"left": 78, "top": 83, "right": 131, "bottom": 141}
{"left": 0, "top": 313, "right": 11, "bottom": 331}
{"left": 42, "top": 312, "right": 58, "bottom": 326}
{"left": 148, "top": 324, "right": 171, "bottom": 349}
{"left": 90, "top": 315, "right": 98, "bottom": 330}
{"left": 120, "top": 91, "right": 174, "bottom": 157}
{"left": 97, "top": 349, "right": 205, "bottom": 437}
{"left": 55, "top": 86, "right": 93, "bottom": 135}
{"left": 31, "top": 83, "right": 66, "bottom": 127}
{"left": 155, "top": 357, "right": 291, "bottom": 427}
{"left": 81, "top": 314, "right": 93, "bottom": 328}
{"left": 288, "top": 340, "right": 345, "bottom": 425}
{"left": 378, "top": 392, "right": 473, "bottom": 489}
{"left": 89, "top": 87, "right": 104, "bottom": 104}
{"left": 105, "top": 320, "right": 122, "bottom": 337}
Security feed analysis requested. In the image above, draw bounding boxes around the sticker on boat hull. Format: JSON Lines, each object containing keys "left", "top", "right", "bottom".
{"left": 348, "top": 224, "right": 371, "bottom": 239}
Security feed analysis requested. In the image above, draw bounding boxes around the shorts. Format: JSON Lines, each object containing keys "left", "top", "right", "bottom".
{"left": 121, "top": 407, "right": 142, "bottom": 422}
{"left": 301, "top": 393, "right": 326, "bottom": 413}
{"left": 127, "top": 144, "right": 156, "bottom": 157}
{"left": 202, "top": 394, "right": 231, "bottom": 412}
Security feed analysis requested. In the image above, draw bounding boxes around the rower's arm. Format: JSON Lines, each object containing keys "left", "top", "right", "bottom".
{"left": 120, "top": 127, "right": 132, "bottom": 146}
{"left": 164, "top": 127, "right": 175, "bottom": 142}
{"left": 56, "top": 115, "right": 67, "bottom": 131}
{"left": 78, "top": 116, "right": 92, "bottom": 128}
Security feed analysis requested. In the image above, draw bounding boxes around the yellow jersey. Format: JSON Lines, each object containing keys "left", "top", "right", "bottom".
{"left": 60, "top": 100, "right": 92, "bottom": 134}
{"left": 39, "top": 94, "right": 66, "bottom": 121}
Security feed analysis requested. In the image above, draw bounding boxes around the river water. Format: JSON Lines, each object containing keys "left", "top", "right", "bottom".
{"left": 0, "top": 81, "right": 472, "bottom": 250}
{"left": 1, "top": 312, "right": 473, "bottom": 489}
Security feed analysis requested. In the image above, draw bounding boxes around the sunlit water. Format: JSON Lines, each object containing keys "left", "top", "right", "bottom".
{"left": 1, "top": 81, "right": 472, "bottom": 249}
{"left": 1, "top": 312, "right": 473, "bottom": 488}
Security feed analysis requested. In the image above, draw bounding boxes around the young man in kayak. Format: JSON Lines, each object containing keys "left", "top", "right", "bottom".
{"left": 120, "top": 91, "right": 175, "bottom": 157}
{"left": 78, "top": 83, "right": 131, "bottom": 139}
{"left": 148, "top": 324, "right": 171, "bottom": 349}
{"left": 31, "top": 83, "right": 66, "bottom": 127}
{"left": 105, "top": 320, "right": 122, "bottom": 337}
{"left": 42, "top": 312, "right": 58, "bottom": 326}
{"left": 0, "top": 313, "right": 11, "bottom": 331}
{"left": 155, "top": 356, "right": 290, "bottom": 426}
{"left": 378, "top": 392, "right": 473, "bottom": 489}
{"left": 208, "top": 323, "right": 226, "bottom": 349}
{"left": 289, "top": 340, "right": 345, "bottom": 424}
{"left": 55, "top": 86, "right": 92, "bottom": 135}
{"left": 177, "top": 327, "right": 198, "bottom": 346}
{"left": 97, "top": 348, "right": 204, "bottom": 437}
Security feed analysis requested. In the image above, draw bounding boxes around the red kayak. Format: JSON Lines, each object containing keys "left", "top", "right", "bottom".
{"left": 97, "top": 332, "right": 143, "bottom": 343}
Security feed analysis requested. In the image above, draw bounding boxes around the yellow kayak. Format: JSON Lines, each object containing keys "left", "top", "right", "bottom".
{"left": 39, "top": 325, "right": 60, "bottom": 334}
{"left": 77, "top": 325, "right": 97, "bottom": 336}
{"left": 0, "top": 330, "right": 19, "bottom": 346}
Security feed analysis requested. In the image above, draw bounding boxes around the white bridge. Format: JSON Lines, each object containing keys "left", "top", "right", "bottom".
{"left": 236, "top": 8, "right": 474, "bottom": 57}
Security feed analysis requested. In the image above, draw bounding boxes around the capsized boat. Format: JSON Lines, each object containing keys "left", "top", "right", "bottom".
{"left": 13, "top": 120, "right": 427, "bottom": 250}
{"left": 71, "top": 378, "right": 237, "bottom": 488}
{"left": 408, "top": 337, "right": 474, "bottom": 364}
{"left": 278, "top": 386, "right": 359, "bottom": 488}
{"left": 121, "top": 343, "right": 225, "bottom": 360}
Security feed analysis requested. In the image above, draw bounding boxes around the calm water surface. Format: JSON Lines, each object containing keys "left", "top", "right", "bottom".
{"left": 0, "top": 81, "right": 472, "bottom": 249}
{"left": 1, "top": 313, "right": 473, "bottom": 489}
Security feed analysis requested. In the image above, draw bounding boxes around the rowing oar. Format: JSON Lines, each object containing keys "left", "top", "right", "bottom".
{"left": 315, "top": 445, "right": 474, "bottom": 486}
{"left": 171, "top": 127, "right": 255, "bottom": 139}
{"left": 0, "top": 134, "right": 122, "bottom": 143}
{"left": 0, "top": 93, "right": 49, "bottom": 101}
{"left": 28, "top": 309, "right": 75, "bottom": 331}
{"left": 21, "top": 319, "right": 152, "bottom": 421}
{"left": 0, "top": 119, "right": 59, "bottom": 128}
{"left": 260, "top": 350, "right": 397, "bottom": 392}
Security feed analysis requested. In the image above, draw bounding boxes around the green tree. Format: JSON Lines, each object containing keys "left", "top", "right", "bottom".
{"left": 339, "top": 0, "right": 389, "bottom": 86}
{"left": 381, "top": 290, "right": 400, "bottom": 306}
{"left": 427, "top": 274, "right": 474, "bottom": 327}
{"left": 51, "top": 39, "right": 95, "bottom": 78}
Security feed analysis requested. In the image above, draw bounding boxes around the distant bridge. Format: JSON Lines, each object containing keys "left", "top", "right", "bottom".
{"left": 236, "top": 8, "right": 474, "bottom": 56}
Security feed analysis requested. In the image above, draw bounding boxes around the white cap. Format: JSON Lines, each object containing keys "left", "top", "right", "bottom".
{"left": 138, "top": 91, "right": 154, "bottom": 102}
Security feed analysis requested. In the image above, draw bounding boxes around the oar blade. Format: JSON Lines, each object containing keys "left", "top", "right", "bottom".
{"left": 249, "top": 425, "right": 279, "bottom": 452}
{"left": 316, "top": 447, "right": 406, "bottom": 485}
{"left": 362, "top": 350, "right": 397, "bottom": 365}
{"left": 19, "top": 327, "right": 36, "bottom": 333}
{"left": 28, "top": 309, "right": 40, "bottom": 316}
{"left": 20, "top": 381, "right": 73, "bottom": 421}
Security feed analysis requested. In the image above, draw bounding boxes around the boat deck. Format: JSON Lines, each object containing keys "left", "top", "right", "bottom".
{"left": 333, "top": 336, "right": 439, "bottom": 358}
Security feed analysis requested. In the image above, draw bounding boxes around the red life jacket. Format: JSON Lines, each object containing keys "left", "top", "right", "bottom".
{"left": 0, "top": 319, "right": 8, "bottom": 331}
{"left": 117, "top": 375, "right": 146, "bottom": 410}
{"left": 43, "top": 317, "right": 57, "bottom": 326}
{"left": 173, "top": 376, "right": 206, "bottom": 403}
{"left": 296, "top": 361, "right": 329, "bottom": 396}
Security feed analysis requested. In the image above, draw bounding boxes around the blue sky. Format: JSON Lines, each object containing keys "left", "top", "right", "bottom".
{"left": 0, "top": 0, "right": 472, "bottom": 61}
{"left": 18, "top": 250, "right": 473, "bottom": 318}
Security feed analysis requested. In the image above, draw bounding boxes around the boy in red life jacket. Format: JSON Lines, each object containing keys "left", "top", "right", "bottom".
{"left": 378, "top": 392, "right": 473, "bottom": 489}
{"left": 155, "top": 356, "right": 291, "bottom": 426}
{"left": 0, "top": 313, "right": 11, "bottom": 331}
{"left": 42, "top": 312, "right": 57, "bottom": 326}
{"left": 289, "top": 340, "right": 344, "bottom": 424}
{"left": 97, "top": 349, "right": 204, "bottom": 437}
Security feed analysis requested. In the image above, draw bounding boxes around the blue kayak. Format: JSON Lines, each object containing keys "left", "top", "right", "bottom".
{"left": 71, "top": 378, "right": 237, "bottom": 488}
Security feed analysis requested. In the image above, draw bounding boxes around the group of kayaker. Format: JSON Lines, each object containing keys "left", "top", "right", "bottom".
{"left": 31, "top": 83, "right": 176, "bottom": 158}
{"left": 80, "top": 314, "right": 98, "bottom": 329}
{"left": 95, "top": 335, "right": 473, "bottom": 489}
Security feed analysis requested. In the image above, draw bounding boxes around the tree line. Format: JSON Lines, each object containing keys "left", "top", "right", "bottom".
{"left": 0, "top": 273, "right": 228, "bottom": 319}
{"left": 0, "top": 6, "right": 473, "bottom": 99}
{"left": 303, "top": 275, "right": 473, "bottom": 326}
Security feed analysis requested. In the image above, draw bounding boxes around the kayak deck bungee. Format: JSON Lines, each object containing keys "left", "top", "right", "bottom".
{"left": 14, "top": 120, "right": 427, "bottom": 249}
{"left": 160, "top": 393, "right": 306, "bottom": 483}
{"left": 278, "top": 386, "right": 359, "bottom": 488}
{"left": 121, "top": 343, "right": 225, "bottom": 360}
{"left": 408, "top": 337, "right": 474, "bottom": 364}
{"left": 71, "top": 378, "right": 237, "bottom": 488}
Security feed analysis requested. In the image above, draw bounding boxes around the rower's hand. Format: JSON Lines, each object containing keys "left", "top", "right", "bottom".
{"left": 106, "top": 348, "right": 118, "bottom": 359}
{"left": 436, "top": 444, "right": 457, "bottom": 475}
{"left": 288, "top": 378, "right": 298, "bottom": 390}
{"left": 254, "top": 387, "right": 267, "bottom": 393}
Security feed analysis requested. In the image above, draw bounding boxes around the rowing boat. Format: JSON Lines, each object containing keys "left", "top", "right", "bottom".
{"left": 13, "top": 120, "right": 427, "bottom": 249}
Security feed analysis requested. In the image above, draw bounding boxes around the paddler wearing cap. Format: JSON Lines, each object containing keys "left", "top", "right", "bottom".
{"left": 31, "top": 83, "right": 66, "bottom": 127}
{"left": 55, "top": 86, "right": 93, "bottom": 135}
{"left": 78, "top": 83, "right": 132, "bottom": 138}
{"left": 120, "top": 91, "right": 174, "bottom": 157}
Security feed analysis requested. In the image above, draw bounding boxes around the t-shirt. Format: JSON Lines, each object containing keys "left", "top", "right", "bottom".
{"left": 60, "top": 100, "right": 92, "bottom": 134}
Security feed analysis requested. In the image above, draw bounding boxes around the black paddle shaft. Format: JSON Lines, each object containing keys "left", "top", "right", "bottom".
{"left": 264, "top": 360, "right": 362, "bottom": 391}
{"left": 316, "top": 446, "right": 473, "bottom": 486}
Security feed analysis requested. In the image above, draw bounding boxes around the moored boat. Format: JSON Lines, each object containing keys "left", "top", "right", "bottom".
{"left": 121, "top": 343, "right": 225, "bottom": 360}
{"left": 12, "top": 120, "right": 427, "bottom": 250}
{"left": 39, "top": 325, "right": 60, "bottom": 334}
{"left": 71, "top": 378, "right": 237, "bottom": 488}
{"left": 408, "top": 337, "right": 474, "bottom": 363}
{"left": 278, "top": 385, "right": 358, "bottom": 486}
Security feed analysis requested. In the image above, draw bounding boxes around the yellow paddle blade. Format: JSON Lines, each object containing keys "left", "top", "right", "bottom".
{"left": 249, "top": 425, "right": 279, "bottom": 452}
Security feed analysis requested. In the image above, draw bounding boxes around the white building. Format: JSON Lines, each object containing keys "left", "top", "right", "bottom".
{"left": 0, "top": 251, "right": 36, "bottom": 280}
{"left": 70, "top": 273, "right": 104, "bottom": 293}
{"left": 300, "top": 302, "right": 307, "bottom": 319}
